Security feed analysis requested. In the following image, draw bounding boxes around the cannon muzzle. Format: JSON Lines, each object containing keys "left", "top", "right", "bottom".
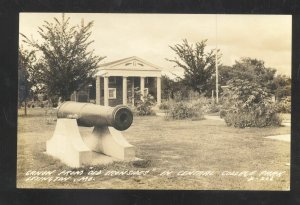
{"left": 57, "top": 101, "right": 133, "bottom": 131}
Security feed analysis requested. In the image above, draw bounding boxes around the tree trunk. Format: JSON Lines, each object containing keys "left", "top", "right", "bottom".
{"left": 24, "top": 99, "right": 27, "bottom": 116}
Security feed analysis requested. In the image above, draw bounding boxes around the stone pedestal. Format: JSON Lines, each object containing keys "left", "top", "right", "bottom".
{"left": 46, "top": 119, "right": 135, "bottom": 168}
{"left": 82, "top": 126, "right": 135, "bottom": 160}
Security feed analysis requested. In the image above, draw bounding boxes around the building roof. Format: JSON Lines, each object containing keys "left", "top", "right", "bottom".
{"left": 100, "top": 56, "right": 134, "bottom": 67}
{"left": 95, "top": 56, "right": 162, "bottom": 78}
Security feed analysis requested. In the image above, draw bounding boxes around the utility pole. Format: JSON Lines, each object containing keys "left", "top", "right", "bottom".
{"left": 215, "top": 14, "right": 219, "bottom": 104}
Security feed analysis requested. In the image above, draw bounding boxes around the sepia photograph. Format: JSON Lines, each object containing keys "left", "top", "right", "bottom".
{"left": 17, "top": 13, "right": 291, "bottom": 190}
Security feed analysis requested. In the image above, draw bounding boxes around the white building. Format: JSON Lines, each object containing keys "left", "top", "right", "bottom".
{"left": 71, "top": 56, "right": 162, "bottom": 107}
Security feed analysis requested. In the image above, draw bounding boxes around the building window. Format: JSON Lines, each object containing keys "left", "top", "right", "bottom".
{"left": 109, "top": 77, "right": 116, "bottom": 84}
{"left": 108, "top": 88, "right": 116, "bottom": 99}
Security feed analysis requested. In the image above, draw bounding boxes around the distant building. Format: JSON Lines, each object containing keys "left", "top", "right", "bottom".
{"left": 71, "top": 56, "right": 162, "bottom": 106}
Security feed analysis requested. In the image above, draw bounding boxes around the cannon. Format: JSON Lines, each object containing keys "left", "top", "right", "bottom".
{"left": 46, "top": 101, "right": 136, "bottom": 168}
{"left": 57, "top": 101, "right": 133, "bottom": 131}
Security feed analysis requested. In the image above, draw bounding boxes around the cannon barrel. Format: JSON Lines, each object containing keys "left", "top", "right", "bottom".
{"left": 57, "top": 101, "right": 133, "bottom": 131}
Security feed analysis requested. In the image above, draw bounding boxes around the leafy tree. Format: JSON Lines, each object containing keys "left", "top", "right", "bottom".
{"left": 18, "top": 48, "right": 37, "bottom": 115}
{"left": 220, "top": 58, "right": 282, "bottom": 128}
{"left": 218, "top": 65, "right": 234, "bottom": 86}
{"left": 21, "top": 14, "right": 105, "bottom": 102}
{"left": 167, "top": 39, "right": 221, "bottom": 95}
{"left": 161, "top": 75, "right": 189, "bottom": 100}
{"left": 219, "top": 58, "right": 291, "bottom": 100}
{"left": 272, "top": 74, "right": 291, "bottom": 101}
{"left": 225, "top": 58, "right": 276, "bottom": 91}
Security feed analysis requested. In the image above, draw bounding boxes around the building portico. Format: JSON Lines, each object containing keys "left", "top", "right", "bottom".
{"left": 95, "top": 56, "right": 162, "bottom": 107}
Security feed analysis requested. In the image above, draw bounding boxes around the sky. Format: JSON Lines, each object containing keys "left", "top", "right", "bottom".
{"left": 19, "top": 13, "right": 292, "bottom": 78}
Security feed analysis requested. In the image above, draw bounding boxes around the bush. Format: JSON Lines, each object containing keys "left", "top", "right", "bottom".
{"left": 159, "top": 101, "right": 171, "bottom": 110}
{"left": 165, "top": 101, "right": 204, "bottom": 120}
{"left": 224, "top": 109, "right": 282, "bottom": 128}
{"left": 219, "top": 110, "right": 227, "bottom": 119}
{"left": 275, "top": 98, "right": 291, "bottom": 113}
{"left": 189, "top": 97, "right": 207, "bottom": 111}
{"left": 133, "top": 94, "right": 156, "bottom": 116}
{"left": 206, "top": 101, "right": 221, "bottom": 113}
{"left": 221, "top": 79, "right": 282, "bottom": 128}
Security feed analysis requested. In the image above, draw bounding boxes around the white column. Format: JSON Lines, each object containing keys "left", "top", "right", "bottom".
{"left": 104, "top": 76, "right": 109, "bottom": 106}
{"left": 140, "top": 77, "right": 145, "bottom": 101}
{"left": 131, "top": 78, "right": 135, "bottom": 105}
{"left": 156, "top": 77, "right": 161, "bottom": 106}
{"left": 96, "top": 76, "right": 100, "bottom": 105}
{"left": 123, "top": 76, "right": 127, "bottom": 105}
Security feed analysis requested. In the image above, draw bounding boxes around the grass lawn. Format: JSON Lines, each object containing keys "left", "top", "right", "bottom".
{"left": 17, "top": 108, "right": 290, "bottom": 190}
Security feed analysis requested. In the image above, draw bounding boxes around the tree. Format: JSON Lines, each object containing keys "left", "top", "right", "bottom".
{"left": 272, "top": 74, "right": 291, "bottom": 101}
{"left": 161, "top": 75, "right": 192, "bottom": 101}
{"left": 167, "top": 39, "right": 221, "bottom": 95}
{"left": 21, "top": 14, "right": 105, "bottom": 102}
{"left": 225, "top": 58, "right": 276, "bottom": 91}
{"left": 220, "top": 58, "right": 281, "bottom": 128}
{"left": 18, "top": 48, "right": 37, "bottom": 115}
{"left": 218, "top": 65, "right": 234, "bottom": 86}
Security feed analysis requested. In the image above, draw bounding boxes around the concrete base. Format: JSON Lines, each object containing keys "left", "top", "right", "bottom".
{"left": 82, "top": 126, "right": 135, "bottom": 160}
{"left": 46, "top": 119, "right": 135, "bottom": 168}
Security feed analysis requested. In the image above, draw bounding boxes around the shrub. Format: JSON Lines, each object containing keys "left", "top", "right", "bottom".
{"left": 190, "top": 102, "right": 205, "bottom": 120}
{"left": 159, "top": 101, "right": 171, "bottom": 110}
{"left": 224, "top": 109, "right": 282, "bottom": 128}
{"left": 133, "top": 94, "right": 156, "bottom": 116}
{"left": 189, "top": 96, "right": 221, "bottom": 114}
{"left": 219, "top": 110, "right": 227, "bottom": 119}
{"left": 221, "top": 79, "right": 282, "bottom": 128}
{"left": 165, "top": 101, "right": 204, "bottom": 120}
{"left": 275, "top": 98, "right": 291, "bottom": 113}
{"left": 206, "top": 101, "right": 221, "bottom": 113}
{"left": 188, "top": 95, "right": 211, "bottom": 113}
